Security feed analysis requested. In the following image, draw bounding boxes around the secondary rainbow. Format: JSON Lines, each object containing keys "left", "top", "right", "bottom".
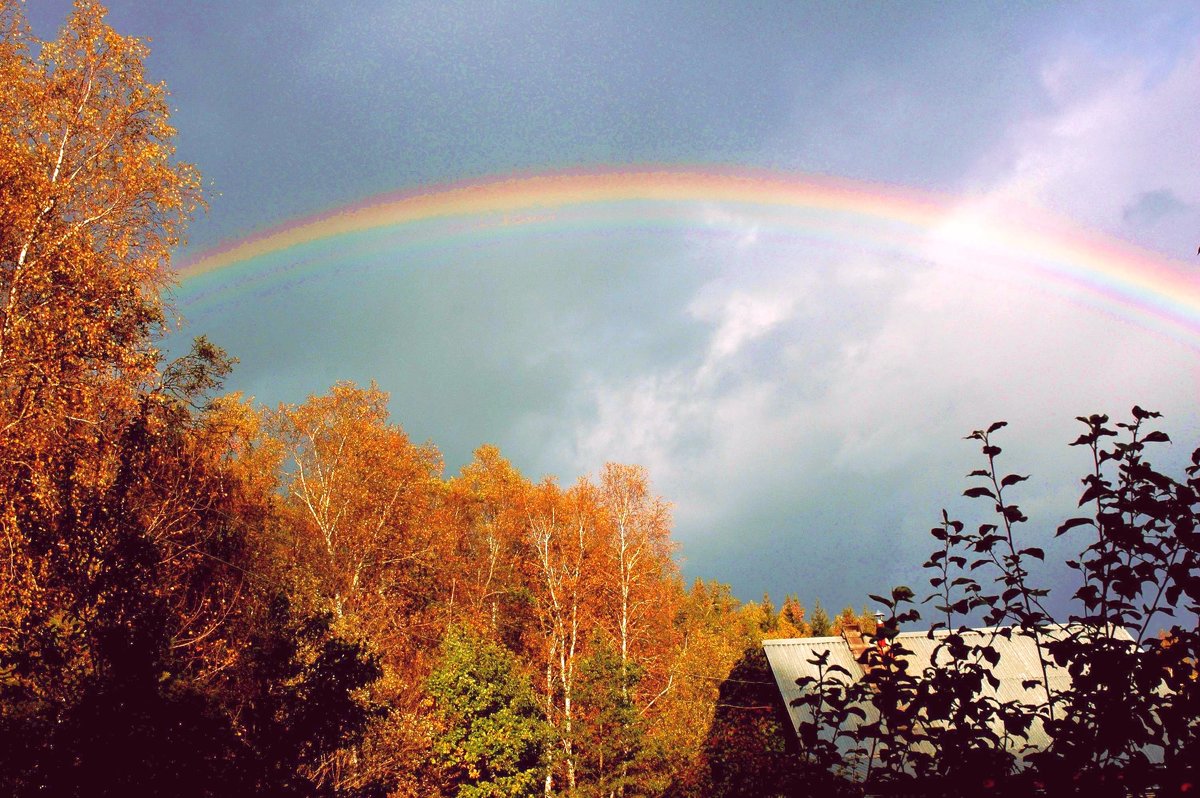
{"left": 176, "top": 167, "right": 1200, "bottom": 347}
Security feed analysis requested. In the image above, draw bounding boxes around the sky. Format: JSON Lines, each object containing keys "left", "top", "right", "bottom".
{"left": 27, "top": 1, "right": 1200, "bottom": 617}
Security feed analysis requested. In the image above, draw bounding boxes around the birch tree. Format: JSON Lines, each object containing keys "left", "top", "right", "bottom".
{"left": 272, "top": 382, "right": 445, "bottom": 645}
{"left": 598, "top": 464, "right": 678, "bottom": 706}
{"left": 554, "top": 464, "right": 679, "bottom": 796}
{"left": 446, "top": 446, "right": 531, "bottom": 636}
{"left": 0, "top": 0, "right": 203, "bottom": 732}
{"left": 526, "top": 477, "right": 602, "bottom": 794}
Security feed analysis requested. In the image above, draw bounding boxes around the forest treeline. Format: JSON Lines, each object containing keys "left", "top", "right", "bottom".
{"left": 2, "top": 365, "right": 868, "bottom": 798}
{"left": 0, "top": 4, "right": 871, "bottom": 796}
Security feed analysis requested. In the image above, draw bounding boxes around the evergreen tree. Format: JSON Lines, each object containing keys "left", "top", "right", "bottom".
{"left": 809, "top": 601, "right": 832, "bottom": 637}
{"left": 575, "top": 635, "right": 644, "bottom": 797}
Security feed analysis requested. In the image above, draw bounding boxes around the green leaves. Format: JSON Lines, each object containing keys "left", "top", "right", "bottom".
{"left": 427, "top": 628, "right": 547, "bottom": 798}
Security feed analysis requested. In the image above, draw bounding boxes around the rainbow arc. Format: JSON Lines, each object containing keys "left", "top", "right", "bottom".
{"left": 176, "top": 167, "right": 1200, "bottom": 348}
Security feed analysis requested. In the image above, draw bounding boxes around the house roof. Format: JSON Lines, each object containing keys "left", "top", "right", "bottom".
{"left": 763, "top": 625, "right": 1136, "bottom": 760}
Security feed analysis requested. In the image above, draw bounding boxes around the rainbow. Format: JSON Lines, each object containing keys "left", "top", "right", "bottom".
{"left": 175, "top": 167, "right": 1200, "bottom": 348}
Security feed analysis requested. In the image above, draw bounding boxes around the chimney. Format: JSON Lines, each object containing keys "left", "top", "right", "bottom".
{"left": 841, "top": 620, "right": 871, "bottom": 674}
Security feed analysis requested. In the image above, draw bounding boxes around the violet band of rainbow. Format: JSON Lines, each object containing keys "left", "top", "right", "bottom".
{"left": 175, "top": 167, "right": 1200, "bottom": 349}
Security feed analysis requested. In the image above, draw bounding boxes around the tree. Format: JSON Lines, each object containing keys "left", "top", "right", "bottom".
{"left": 598, "top": 464, "right": 675, "bottom": 675}
{"left": 0, "top": 0, "right": 201, "bottom": 507}
{"left": 574, "top": 634, "right": 644, "bottom": 797}
{"left": 648, "top": 578, "right": 748, "bottom": 792}
{"left": 773, "top": 595, "right": 811, "bottom": 639}
{"left": 0, "top": 333, "right": 297, "bottom": 798}
{"left": 829, "top": 605, "right": 876, "bottom": 636}
{"left": 0, "top": 0, "right": 202, "bottom": 707}
{"left": 232, "top": 595, "right": 385, "bottom": 798}
{"left": 596, "top": 463, "right": 680, "bottom": 795}
{"left": 271, "top": 382, "right": 451, "bottom": 792}
{"left": 525, "top": 476, "right": 598, "bottom": 793}
{"left": 792, "top": 410, "right": 1200, "bottom": 795}
{"left": 809, "top": 601, "right": 831, "bottom": 637}
{"left": 272, "top": 382, "right": 445, "bottom": 629}
{"left": 0, "top": 0, "right": 200, "bottom": 375}
{"left": 445, "top": 446, "right": 536, "bottom": 645}
{"left": 0, "top": 9, "right": 243, "bottom": 792}
{"left": 427, "top": 628, "right": 548, "bottom": 798}
{"left": 700, "top": 646, "right": 802, "bottom": 798}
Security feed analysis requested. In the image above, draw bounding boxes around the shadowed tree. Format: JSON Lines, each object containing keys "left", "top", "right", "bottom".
{"left": 574, "top": 634, "right": 644, "bottom": 797}
{"left": 0, "top": 0, "right": 202, "bottom": 709}
{"left": 700, "top": 646, "right": 807, "bottom": 798}
{"left": 792, "top": 411, "right": 1200, "bottom": 796}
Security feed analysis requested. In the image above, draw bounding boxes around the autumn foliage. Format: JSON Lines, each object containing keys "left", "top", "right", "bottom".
{"left": 0, "top": 10, "right": 824, "bottom": 797}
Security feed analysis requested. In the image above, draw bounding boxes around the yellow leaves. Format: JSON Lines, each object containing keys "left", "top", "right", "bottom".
{"left": 273, "top": 382, "right": 448, "bottom": 650}
{"left": 0, "top": 0, "right": 200, "bottom": 423}
{"left": 0, "top": 0, "right": 213, "bottom": 714}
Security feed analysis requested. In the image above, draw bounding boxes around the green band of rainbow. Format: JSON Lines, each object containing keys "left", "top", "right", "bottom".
{"left": 176, "top": 167, "right": 1200, "bottom": 348}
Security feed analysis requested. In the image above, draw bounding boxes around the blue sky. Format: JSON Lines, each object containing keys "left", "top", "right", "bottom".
{"left": 27, "top": 2, "right": 1200, "bottom": 616}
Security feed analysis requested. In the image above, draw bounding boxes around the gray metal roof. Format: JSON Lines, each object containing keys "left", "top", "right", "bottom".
{"left": 763, "top": 634, "right": 879, "bottom": 772}
{"left": 763, "top": 625, "right": 1137, "bottom": 763}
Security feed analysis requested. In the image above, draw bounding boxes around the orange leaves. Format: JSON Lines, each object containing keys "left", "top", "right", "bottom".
{"left": 598, "top": 462, "right": 678, "bottom": 664}
{"left": 0, "top": 0, "right": 200, "bottom": 395}
{"left": 0, "top": 0, "right": 214, "bottom": 730}
{"left": 0, "top": 3, "right": 201, "bottom": 532}
{"left": 272, "top": 382, "right": 447, "bottom": 656}
{"left": 444, "top": 445, "right": 533, "bottom": 634}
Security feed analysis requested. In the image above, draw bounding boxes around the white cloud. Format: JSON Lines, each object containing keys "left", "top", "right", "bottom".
{"left": 689, "top": 290, "right": 797, "bottom": 379}
{"left": 554, "top": 34, "right": 1200, "bottom": 601}
{"left": 969, "top": 36, "right": 1200, "bottom": 253}
{"left": 507, "top": 19, "right": 1200, "bottom": 610}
